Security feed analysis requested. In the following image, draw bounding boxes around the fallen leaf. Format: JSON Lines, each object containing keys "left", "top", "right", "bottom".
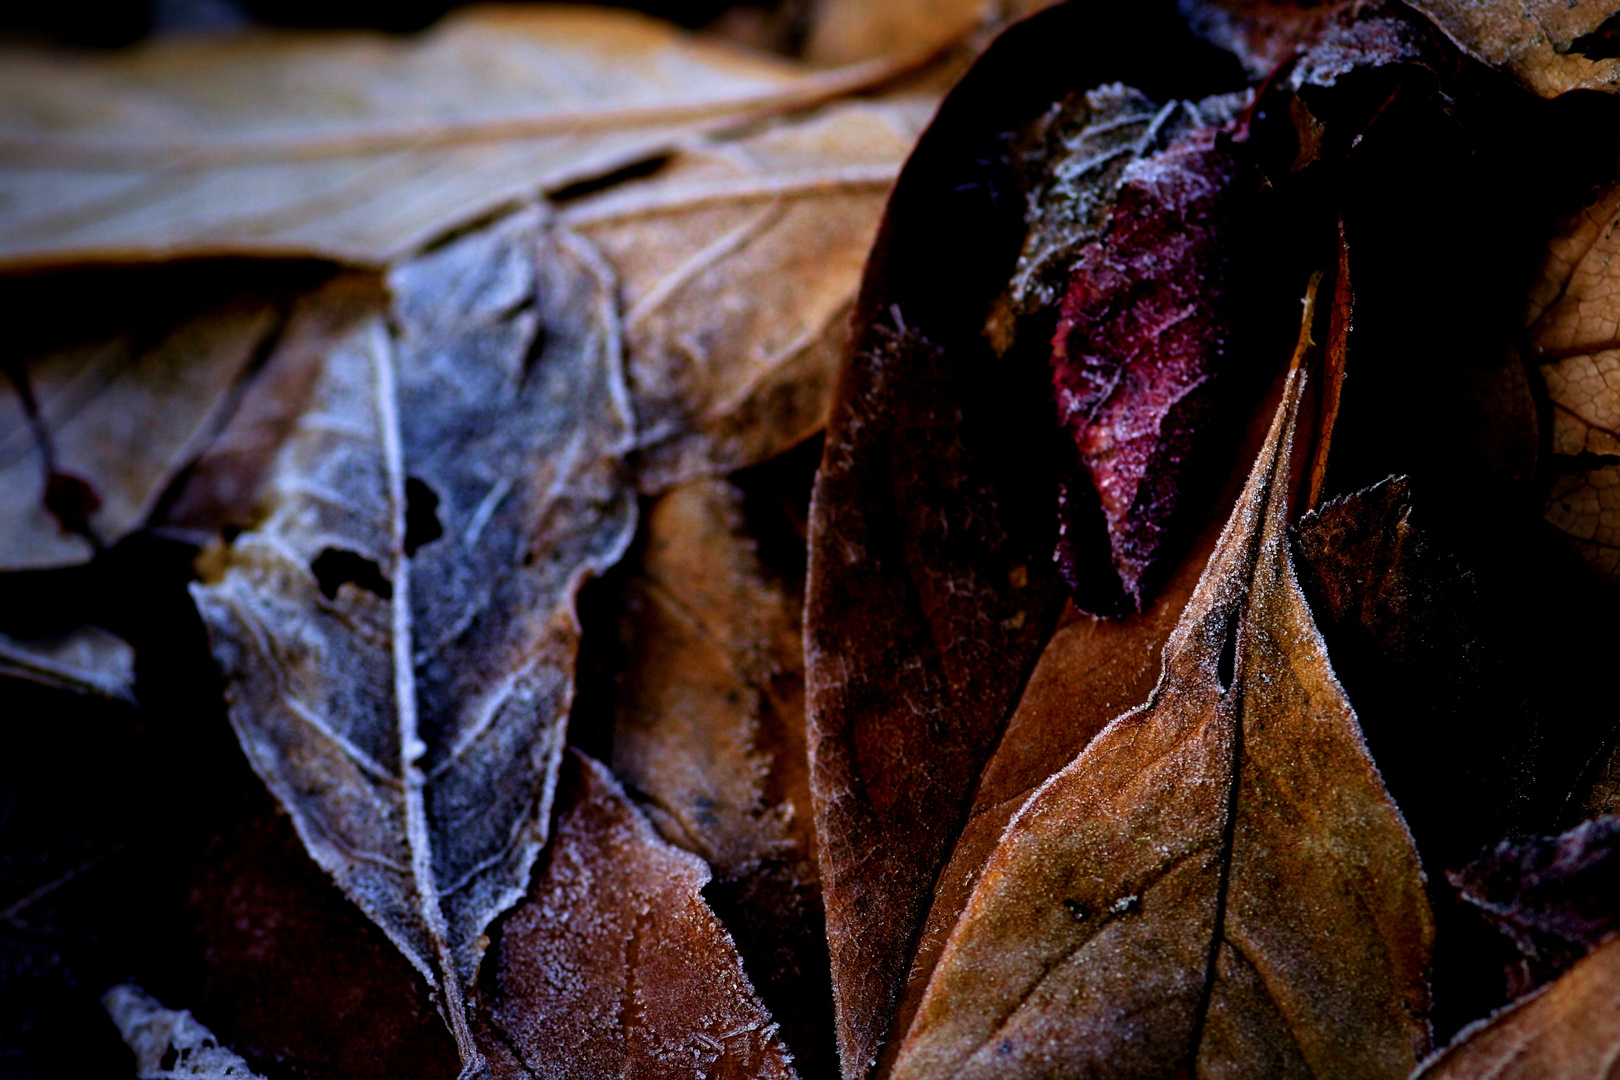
{"left": 1406, "top": 0, "right": 1620, "bottom": 99}
{"left": 1413, "top": 932, "right": 1620, "bottom": 1080}
{"left": 607, "top": 475, "right": 831, "bottom": 1074}
{"left": 0, "top": 294, "right": 276, "bottom": 569}
{"left": 0, "top": 624, "right": 135, "bottom": 702}
{"left": 1048, "top": 116, "right": 1246, "bottom": 610}
{"left": 804, "top": 10, "right": 1272, "bottom": 1074}
{"left": 103, "top": 983, "right": 267, "bottom": 1080}
{"left": 560, "top": 97, "right": 934, "bottom": 491}
{"left": 0, "top": 6, "right": 906, "bottom": 269}
{"left": 191, "top": 207, "right": 636, "bottom": 1074}
{"left": 804, "top": 0, "right": 1057, "bottom": 67}
{"left": 891, "top": 351, "right": 1433, "bottom": 1080}
{"left": 1449, "top": 817, "right": 1620, "bottom": 998}
{"left": 479, "top": 749, "right": 796, "bottom": 1080}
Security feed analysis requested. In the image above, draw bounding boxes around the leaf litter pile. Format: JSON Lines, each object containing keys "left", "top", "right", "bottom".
{"left": 8, "top": 0, "right": 1620, "bottom": 1077}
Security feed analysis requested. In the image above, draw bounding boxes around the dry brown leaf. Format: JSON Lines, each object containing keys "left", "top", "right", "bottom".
{"left": 0, "top": 6, "right": 905, "bottom": 269}
{"left": 560, "top": 98, "right": 934, "bottom": 490}
{"left": 479, "top": 749, "right": 796, "bottom": 1080}
{"left": 0, "top": 295, "right": 275, "bottom": 569}
{"left": 1407, "top": 0, "right": 1620, "bottom": 99}
{"left": 1527, "top": 180, "right": 1620, "bottom": 579}
{"left": 103, "top": 984, "right": 266, "bottom": 1080}
{"left": 890, "top": 355, "right": 1433, "bottom": 1080}
{"left": 608, "top": 475, "right": 830, "bottom": 1072}
{"left": 1413, "top": 933, "right": 1620, "bottom": 1079}
{"left": 191, "top": 208, "right": 636, "bottom": 1075}
{"left": 804, "top": 0, "right": 1058, "bottom": 67}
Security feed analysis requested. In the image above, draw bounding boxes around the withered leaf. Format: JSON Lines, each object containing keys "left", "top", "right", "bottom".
{"left": 0, "top": 624, "right": 135, "bottom": 703}
{"left": 891, "top": 357, "right": 1433, "bottom": 1080}
{"left": 805, "top": 11, "right": 1276, "bottom": 1075}
{"left": 103, "top": 984, "right": 266, "bottom": 1080}
{"left": 608, "top": 475, "right": 830, "bottom": 1074}
{"left": 804, "top": 0, "right": 1059, "bottom": 67}
{"left": 1450, "top": 817, "right": 1620, "bottom": 998}
{"left": 1406, "top": 0, "right": 1620, "bottom": 99}
{"left": 191, "top": 208, "right": 636, "bottom": 1074}
{"left": 0, "top": 8, "right": 905, "bottom": 269}
{"left": 560, "top": 98, "right": 933, "bottom": 491}
{"left": 1049, "top": 116, "right": 1246, "bottom": 610}
{"left": 1413, "top": 932, "right": 1620, "bottom": 1080}
{"left": 479, "top": 749, "right": 796, "bottom": 1080}
{"left": 0, "top": 295, "right": 275, "bottom": 569}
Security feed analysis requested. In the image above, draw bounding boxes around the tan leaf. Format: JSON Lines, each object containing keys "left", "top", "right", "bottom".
{"left": 0, "top": 294, "right": 275, "bottom": 569}
{"left": 0, "top": 7, "right": 905, "bottom": 269}
{"left": 561, "top": 98, "right": 934, "bottom": 490}
{"left": 890, "top": 356, "right": 1433, "bottom": 1080}
{"left": 479, "top": 749, "right": 796, "bottom": 1080}
{"left": 190, "top": 208, "right": 636, "bottom": 1075}
{"left": 1406, "top": 0, "right": 1620, "bottom": 98}
{"left": 609, "top": 474, "right": 829, "bottom": 1072}
{"left": 1413, "top": 933, "right": 1620, "bottom": 1079}
{"left": 805, "top": 0, "right": 1059, "bottom": 67}
{"left": 1527, "top": 180, "right": 1620, "bottom": 578}
{"left": 103, "top": 984, "right": 267, "bottom": 1080}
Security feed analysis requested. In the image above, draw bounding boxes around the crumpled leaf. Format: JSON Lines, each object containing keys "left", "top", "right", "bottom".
{"left": 479, "top": 749, "right": 796, "bottom": 1080}
{"left": 0, "top": 7, "right": 906, "bottom": 269}
{"left": 1449, "top": 817, "right": 1620, "bottom": 998}
{"left": 1413, "top": 932, "right": 1620, "bottom": 1080}
{"left": 191, "top": 207, "right": 636, "bottom": 1074}
{"left": 1406, "top": 0, "right": 1620, "bottom": 99}
{"left": 103, "top": 984, "right": 266, "bottom": 1080}
{"left": 608, "top": 474, "right": 831, "bottom": 1075}
{"left": 804, "top": 10, "right": 1274, "bottom": 1074}
{"left": 891, "top": 355, "right": 1433, "bottom": 1080}
{"left": 559, "top": 97, "right": 934, "bottom": 491}
{"left": 0, "top": 295, "right": 275, "bottom": 569}
{"left": 0, "top": 625, "right": 135, "bottom": 702}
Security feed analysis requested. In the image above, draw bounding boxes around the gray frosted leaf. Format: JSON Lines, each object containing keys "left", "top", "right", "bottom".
{"left": 103, "top": 984, "right": 266, "bottom": 1080}
{"left": 191, "top": 206, "right": 637, "bottom": 1075}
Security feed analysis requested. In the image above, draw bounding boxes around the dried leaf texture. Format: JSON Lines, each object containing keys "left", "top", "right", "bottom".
{"left": 0, "top": 7, "right": 902, "bottom": 269}
{"left": 1050, "top": 121, "right": 1242, "bottom": 609}
{"left": 1407, "top": 0, "right": 1620, "bottom": 98}
{"left": 561, "top": 99, "right": 934, "bottom": 491}
{"left": 1530, "top": 181, "right": 1620, "bottom": 578}
{"left": 892, "top": 361, "right": 1433, "bottom": 1080}
{"left": 609, "top": 476, "right": 830, "bottom": 1073}
{"left": 480, "top": 750, "right": 796, "bottom": 1080}
{"left": 104, "top": 984, "right": 266, "bottom": 1080}
{"left": 1414, "top": 933, "right": 1620, "bottom": 1080}
{"left": 0, "top": 296, "right": 275, "bottom": 569}
{"left": 1450, "top": 817, "right": 1620, "bottom": 997}
{"left": 191, "top": 209, "right": 636, "bottom": 1070}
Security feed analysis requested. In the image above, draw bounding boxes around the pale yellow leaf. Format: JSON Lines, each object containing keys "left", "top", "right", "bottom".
{"left": 0, "top": 5, "right": 904, "bottom": 269}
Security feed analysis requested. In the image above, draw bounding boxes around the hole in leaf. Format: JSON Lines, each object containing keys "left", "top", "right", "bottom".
{"left": 1571, "top": 12, "right": 1620, "bottom": 60}
{"left": 404, "top": 476, "right": 443, "bottom": 556}
{"left": 1216, "top": 607, "right": 1240, "bottom": 693}
{"left": 160, "top": 1048, "right": 179, "bottom": 1071}
{"left": 311, "top": 547, "right": 392, "bottom": 601}
{"left": 44, "top": 470, "right": 101, "bottom": 537}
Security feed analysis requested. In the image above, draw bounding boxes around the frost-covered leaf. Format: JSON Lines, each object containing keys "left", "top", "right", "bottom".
{"left": 1414, "top": 933, "right": 1620, "bottom": 1080}
{"left": 0, "top": 7, "right": 905, "bottom": 269}
{"left": 608, "top": 475, "right": 830, "bottom": 1075}
{"left": 191, "top": 207, "right": 636, "bottom": 1074}
{"left": 0, "top": 625, "right": 135, "bottom": 702}
{"left": 103, "top": 984, "right": 266, "bottom": 1080}
{"left": 0, "top": 296, "right": 275, "bottom": 570}
{"left": 891, "top": 353, "right": 1432, "bottom": 1080}
{"left": 560, "top": 98, "right": 933, "bottom": 490}
{"left": 479, "top": 750, "right": 796, "bottom": 1080}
